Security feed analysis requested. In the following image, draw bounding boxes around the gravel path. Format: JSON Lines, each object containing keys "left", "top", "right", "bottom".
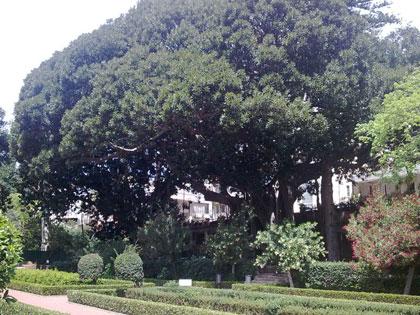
{"left": 9, "top": 289, "right": 125, "bottom": 315}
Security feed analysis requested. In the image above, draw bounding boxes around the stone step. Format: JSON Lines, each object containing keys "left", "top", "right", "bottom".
{"left": 253, "top": 271, "right": 289, "bottom": 285}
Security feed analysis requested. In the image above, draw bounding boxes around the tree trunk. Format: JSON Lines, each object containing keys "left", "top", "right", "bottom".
{"left": 278, "top": 181, "right": 295, "bottom": 222}
{"left": 287, "top": 270, "right": 294, "bottom": 288}
{"left": 231, "top": 264, "right": 236, "bottom": 277}
{"left": 321, "top": 168, "right": 340, "bottom": 261}
{"left": 404, "top": 265, "right": 415, "bottom": 295}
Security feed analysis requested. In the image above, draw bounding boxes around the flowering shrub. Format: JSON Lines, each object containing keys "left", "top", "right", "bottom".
{"left": 346, "top": 194, "right": 420, "bottom": 294}
{"left": 346, "top": 194, "right": 420, "bottom": 269}
{"left": 253, "top": 221, "right": 326, "bottom": 287}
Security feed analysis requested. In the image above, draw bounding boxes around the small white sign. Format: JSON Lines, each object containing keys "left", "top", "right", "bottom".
{"left": 179, "top": 279, "right": 192, "bottom": 287}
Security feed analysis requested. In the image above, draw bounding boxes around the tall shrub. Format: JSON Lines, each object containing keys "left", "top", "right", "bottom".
{"left": 346, "top": 194, "right": 420, "bottom": 294}
{"left": 77, "top": 253, "right": 103, "bottom": 283}
{"left": 206, "top": 211, "right": 252, "bottom": 277}
{"left": 0, "top": 213, "right": 22, "bottom": 296}
{"left": 114, "top": 246, "right": 144, "bottom": 287}
{"left": 253, "top": 221, "right": 326, "bottom": 287}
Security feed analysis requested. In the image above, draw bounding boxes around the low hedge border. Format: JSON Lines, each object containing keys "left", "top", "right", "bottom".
{"left": 144, "top": 278, "right": 238, "bottom": 289}
{"left": 9, "top": 280, "right": 154, "bottom": 295}
{"left": 128, "top": 286, "right": 420, "bottom": 315}
{"left": 0, "top": 300, "right": 66, "bottom": 314}
{"left": 67, "top": 290, "right": 235, "bottom": 315}
{"left": 233, "top": 284, "right": 420, "bottom": 306}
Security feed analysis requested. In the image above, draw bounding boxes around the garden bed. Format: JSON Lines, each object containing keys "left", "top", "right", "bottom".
{"left": 67, "top": 290, "right": 234, "bottom": 315}
{"left": 10, "top": 269, "right": 153, "bottom": 295}
{"left": 125, "top": 286, "right": 420, "bottom": 315}
{"left": 0, "top": 299, "right": 66, "bottom": 314}
{"left": 232, "top": 284, "right": 420, "bottom": 306}
{"left": 144, "top": 278, "right": 239, "bottom": 289}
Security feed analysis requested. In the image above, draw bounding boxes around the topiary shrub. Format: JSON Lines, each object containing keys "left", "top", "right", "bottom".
{"left": 0, "top": 213, "right": 22, "bottom": 296}
{"left": 78, "top": 254, "right": 103, "bottom": 283}
{"left": 114, "top": 248, "right": 144, "bottom": 287}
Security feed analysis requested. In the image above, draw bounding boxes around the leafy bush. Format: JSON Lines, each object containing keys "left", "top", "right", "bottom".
{"left": 138, "top": 213, "right": 190, "bottom": 279}
{"left": 346, "top": 194, "right": 420, "bottom": 294}
{"left": 0, "top": 300, "right": 63, "bottom": 314}
{"left": 67, "top": 290, "right": 233, "bottom": 315}
{"left": 206, "top": 211, "right": 253, "bottom": 277}
{"left": 78, "top": 253, "right": 103, "bottom": 283}
{"left": 115, "top": 248, "right": 144, "bottom": 287}
{"left": 13, "top": 269, "right": 80, "bottom": 285}
{"left": 253, "top": 221, "right": 325, "bottom": 287}
{"left": 8, "top": 279, "right": 150, "bottom": 295}
{"left": 144, "top": 278, "right": 239, "bottom": 289}
{"left": 0, "top": 213, "right": 22, "bottom": 294}
{"left": 177, "top": 256, "right": 215, "bottom": 280}
{"left": 233, "top": 284, "right": 420, "bottom": 306}
{"left": 125, "top": 286, "right": 420, "bottom": 315}
{"left": 299, "top": 261, "right": 420, "bottom": 294}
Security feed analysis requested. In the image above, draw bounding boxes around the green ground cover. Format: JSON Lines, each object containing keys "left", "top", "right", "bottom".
{"left": 232, "top": 284, "right": 420, "bottom": 306}
{"left": 10, "top": 269, "right": 153, "bottom": 295}
{"left": 0, "top": 300, "right": 66, "bottom": 315}
{"left": 67, "top": 287, "right": 420, "bottom": 315}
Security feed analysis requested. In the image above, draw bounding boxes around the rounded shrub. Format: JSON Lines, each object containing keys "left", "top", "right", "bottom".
{"left": 0, "top": 213, "right": 22, "bottom": 294}
{"left": 114, "top": 249, "right": 144, "bottom": 287}
{"left": 77, "top": 253, "right": 103, "bottom": 283}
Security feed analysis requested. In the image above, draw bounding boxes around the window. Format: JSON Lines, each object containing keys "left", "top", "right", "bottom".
{"left": 346, "top": 185, "right": 351, "bottom": 197}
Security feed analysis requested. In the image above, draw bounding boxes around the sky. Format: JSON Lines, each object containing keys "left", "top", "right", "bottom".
{"left": 0, "top": 0, "right": 419, "bottom": 123}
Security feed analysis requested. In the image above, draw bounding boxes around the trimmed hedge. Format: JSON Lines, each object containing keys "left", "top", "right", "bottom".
{"left": 115, "top": 251, "right": 144, "bottom": 286}
{"left": 77, "top": 254, "right": 103, "bottom": 283}
{"left": 0, "top": 300, "right": 65, "bottom": 314}
{"left": 8, "top": 279, "right": 153, "bottom": 295}
{"left": 233, "top": 284, "right": 420, "bottom": 306}
{"left": 144, "top": 278, "right": 238, "bottom": 289}
{"left": 13, "top": 269, "right": 80, "bottom": 285}
{"left": 300, "top": 262, "right": 420, "bottom": 294}
{"left": 124, "top": 286, "right": 420, "bottom": 315}
{"left": 67, "top": 290, "right": 235, "bottom": 315}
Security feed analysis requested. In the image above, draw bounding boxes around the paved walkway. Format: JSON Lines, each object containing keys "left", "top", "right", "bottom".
{"left": 9, "top": 290, "right": 125, "bottom": 315}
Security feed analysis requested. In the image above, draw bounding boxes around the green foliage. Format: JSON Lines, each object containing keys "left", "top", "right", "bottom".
{"left": 138, "top": 213, "right": 190, "bottom": 278}
{"left": 0, "top": 213, "right": 22, "bottom": 294}
{"left": 253, "top": 222, "right": 325, "bottom": 274}
{"left": 123, "top": 286, "right": 420, "bottom": 315}
{"left": 11, "top": 0, "right": 415, "bottom": 235}
{"left": 78, "top": 253, "right": 103, "bottom": 283}
{"left": 176, "top": 256, "right": 215, "bottom": 281}
{"left": 233, "top": 284, "right": 420, "bottom": 306}
{"left": 67, "top": 290, "right": 232, "bottom": 315}
{"left": 206, "top": 211, "right": 252, "bottom": 275}
{"left": 83, "top": 237, "right": 127, "bottom": 277}
{"left": 0, "top": 300, "right": 64, "bottom": 315}
{"left": 44, "top": 221, "right": 93, "bottom": 271}
{"left": 346, "top": 194, "right": 420, "bottom": 270}
{"left": 357, "top": 69, "right": 420, "bottom": 175}
{"left": 115, "top": 247, "right": 144, "bottom": 286}
{"left": 4, "top": 193, "right": 41, "bottom": 252}
{"left": 298, "top": 261, "right": 420, "bottom": 294}
{"left": 13, "top": 269, "right": 80, "bottom": 285}
{"left": 8, "top": 280, "right": 139, "bottom": 295}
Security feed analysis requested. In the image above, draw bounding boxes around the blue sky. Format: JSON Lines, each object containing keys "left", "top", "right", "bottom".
{"left": 0, "top": 0, "right": 418, "bottom": 122}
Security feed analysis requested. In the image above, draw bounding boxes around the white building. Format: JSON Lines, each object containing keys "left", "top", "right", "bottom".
{"left": 352, "top": 166, "right": 420, "bottom": 198}
{"left": 171, "top": 184, "right": 230, "bottom": 222}
{"left": 293, "top": 175, "right": 353, "bottom": 212}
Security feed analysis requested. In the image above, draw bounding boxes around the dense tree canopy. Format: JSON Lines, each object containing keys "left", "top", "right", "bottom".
{"left": 10, "top": 0, "right": 419, "bottom": 242}
{"left": 357, "top": 69, "right": 420, "bottom": 175}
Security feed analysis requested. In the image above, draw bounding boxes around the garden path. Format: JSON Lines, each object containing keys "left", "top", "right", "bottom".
{"left": 9, "top": 289, "right": 125, "bottom": 315}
